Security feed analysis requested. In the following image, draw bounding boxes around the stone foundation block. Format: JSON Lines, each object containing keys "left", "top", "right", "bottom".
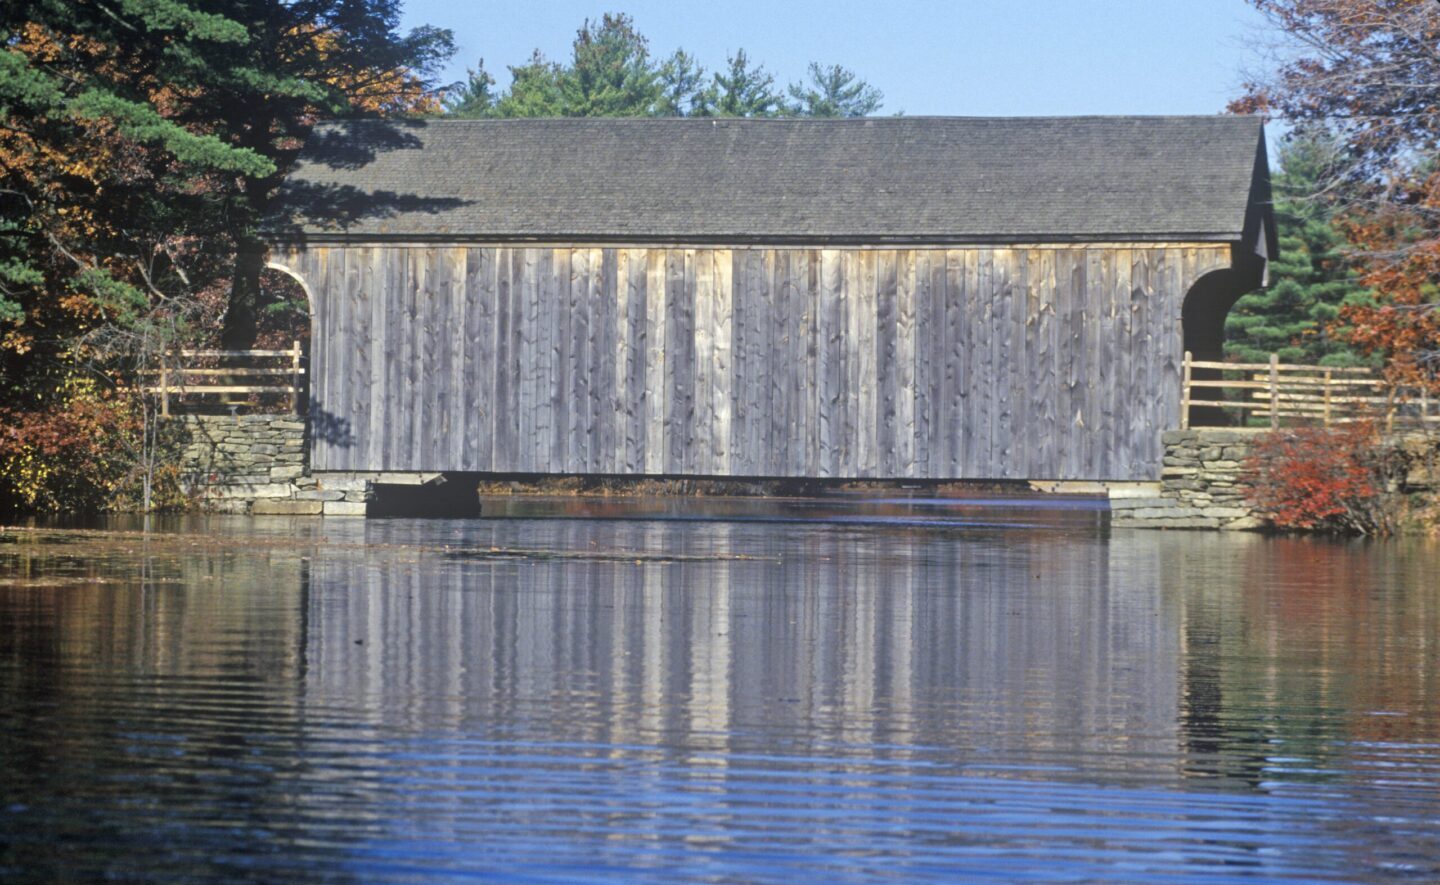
{"left": 1199, "top": 507, "right": 1251, "bottom": 519}
{"left": 316, "top": 476, "right": 372, "bottom": 492}
{"left": 1161, "top": 430, "right": 1199, "bottom": 444}
{"left": 206, "top": 483, "right": 295, "bottom": 499}
{"left": 323, "top": 500, "right": 368, "bottom": 516}
{"left": 253, "top": 500, "right": 323, "bottom": 516}
{"left": 1109, "top": 498, "right": 1177, "bottom": 511}
{"left": 1222, "top": 517, "right": 1267, "bottom": 531}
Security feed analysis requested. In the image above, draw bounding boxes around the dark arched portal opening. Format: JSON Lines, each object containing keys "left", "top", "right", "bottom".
{"left": 1182, "top": 262, "right": 1266, "bottom": 427}
{"left": 259, "top": 262, "right": 314, "bottom": 414}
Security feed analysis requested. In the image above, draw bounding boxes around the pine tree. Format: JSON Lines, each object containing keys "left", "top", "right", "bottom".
{"left": 711, "top": 50, "right": 784, "bottom": 118}
{"left": 445, "top": 16, "right": 888, "bottom": 123}
{"left": 787, "top": 63, "right": 883, "bottom": 118}
{"left": 1225, "top": 135, "right": 1373, "bottom": 366}
{"left": 490, "top": 51, "right": 568, "bottom": 117}
{"left": 657, "top": 50, "right": 712, "bottom": 117}
{"left": 444, "top": 60, "right": 499, "bottom": 117}
{"left": 562, "top": 14, "right": 661, "bottom": 117}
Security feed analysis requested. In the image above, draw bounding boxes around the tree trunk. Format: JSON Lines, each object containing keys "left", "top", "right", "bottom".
{"left": 222, "top": 243, "right": 264, "bottom": 350}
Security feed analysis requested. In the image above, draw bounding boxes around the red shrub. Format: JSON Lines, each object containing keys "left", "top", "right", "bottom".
{"left": 1243, "top": 422, "right": 1398, "bottom": 535}
{"left": 0, "top": 381, "right": 141, "bottom": 514}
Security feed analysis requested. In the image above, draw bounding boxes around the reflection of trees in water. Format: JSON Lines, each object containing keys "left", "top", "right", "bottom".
{"left": 0, "top": 538, "right": 317, "bottom": 879}
{"left": 1169, "top": 534, "right": 1440, "bottom": 788}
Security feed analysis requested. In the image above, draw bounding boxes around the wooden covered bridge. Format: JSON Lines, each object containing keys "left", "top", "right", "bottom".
{"left": 266, "top": 116, "right": 1275, "bottom": 482}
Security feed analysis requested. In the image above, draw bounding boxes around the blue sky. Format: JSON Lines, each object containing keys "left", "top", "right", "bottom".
{"left": 400, "top": 1, "right": 1269, "bottom": 117}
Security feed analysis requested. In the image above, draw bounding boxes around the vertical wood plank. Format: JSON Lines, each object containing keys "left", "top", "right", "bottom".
{"left": 366, "top": 247, "right": 387, "bottom": 472}
{"left": 799, "top": 251, "right": 820, "bottom": 477}
{"left": 712, "top": 248, "right": 733, "bottom": 474}
{"left": 384, "top": 248, "right": 405, "bottom": 470}
{"left": 1129, "top": 249, "right": 1153, "bottom": 477}
{"left": 818, "top": 249, "right": 843, "bottom": 477}
{"left": 470, "top": 247, "right": 495, "bottom": 471}
{"left": 1057, "top": 250, "right": 1082, "bottom": 479}
{"left": 892, "top": 250, "right": 915, "bottom": 477}
{"left": 644, "top": 250, "right": 667, "bottom": 474}
{"left": 931, "top": 250, "right": 952, "bottom": 478}
{"left": 911, "top": 251, "right": 932, "bottom": 477}
{"left": 1159, "top": 248, "right": 1185, "bottom": 433}
{"left": 1077, "top": 252, "right": 1097, "bottom": 480}
{"left": 692, "top": 249, "right": 714, "bottom": 475}
{"left": 430, "top": 247, "right": 450, "bottom": 472}
{"left": 764, "top": 250, "right": 786, "bottom": 476}
{"left": 317, "top": 248, "right": 343, "bottom": 469}
{"left": 1093, "top": 248, "right": 1113, "bottom": 478}
{"left": 620, "top": 249, "right": 646, "bottom": 474}
{"left": 856, "top": 249, "right": 879, "bottom": 477}
{"left": 492, "top": 248, "right": 516, "bottom": 470}
{"left": 1027, "top": 249, "right": 1057, "bottom": 478}
{"left": 594, "top": 248, "right": 617, "bottom": 474}
{"left": 993, "top": 248, "right": 1017, "bottom": 477}
{"left": 345, "top": 248, "right": 370, "bottom": 474}
{"left": 1109, "top": 248, "right": 1132, "bottom": 478}
{"left": 950, "top": 249, "right": 971, "bottom": 478}
{"left": 876, "top": 250, "right": 899, "bottom": 477}
{"left": 317, "top": 249, "right": 338, "bottom": 466}
{"left": 457, "top": 247, "right": 477, "bottom": 472}
{"left": 732, "top": 249, "right": 763, "bottom": 475}
{"left": 664, "top": 250, "right": 688, "bottom": 474}
{"left": 1003, "top": 249, "right": 1026, "bottom": 478}
{"left": 407, "top": 249, "right": 429, "bottom": 470}
{"left": 518, "top": 248, "right": 539, "bottom": 473}
{"left": 568, "top": 248, "right": 590, "bottom": 473}
{"left": 535, "top": 247, "right": 556, "bottom": 473}
{"left": 728, "top": 250, "right": 748, "bottom": 476}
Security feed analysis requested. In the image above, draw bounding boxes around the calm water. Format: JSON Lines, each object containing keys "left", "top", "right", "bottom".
{"left": 1, "top": 501, "right": 1438, "bottom": 882}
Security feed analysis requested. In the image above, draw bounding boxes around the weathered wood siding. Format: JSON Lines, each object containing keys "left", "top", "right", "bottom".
{"left": 273, "top": 244, "right": 1231, "bottom": 480}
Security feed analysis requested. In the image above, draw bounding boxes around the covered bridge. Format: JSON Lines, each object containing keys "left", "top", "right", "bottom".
{"left": 267, "top": 115, "right": 1274, "bottom": 481}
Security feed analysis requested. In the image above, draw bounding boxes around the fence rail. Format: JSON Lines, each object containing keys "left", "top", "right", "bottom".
{"left": 1181, "top": 351, "right": 1437, "bottom": 430}
{"left": 144, "top": 340, "right": 305, "bottom": 416}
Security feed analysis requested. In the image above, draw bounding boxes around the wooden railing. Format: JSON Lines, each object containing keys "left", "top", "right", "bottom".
{"left": 1181, "top": 351, "right": 1436, "bottom": 429}
{"left": 145, "top": 341, "right": 306, "bottom": 417}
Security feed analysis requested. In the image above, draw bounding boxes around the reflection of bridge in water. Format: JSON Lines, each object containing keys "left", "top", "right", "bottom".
{"left": 305, "top": 518, "right": 1182, "bottom": 776}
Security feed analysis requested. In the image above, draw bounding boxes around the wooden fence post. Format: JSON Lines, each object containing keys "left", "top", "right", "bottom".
{"left": 1269, "top": 353, "right": 1280, "bottom": 430}
{"left": 159, "top": 363, "right": 170, "bottom": 418}
{"left": 1323, "top": 367, "right": 1333, "bottom": 427}
{"left": 1181, "top": 351, "right": 1192, "bottom": 430}
{"left": 290, "top": 339, "right": 302, "bottom": 414}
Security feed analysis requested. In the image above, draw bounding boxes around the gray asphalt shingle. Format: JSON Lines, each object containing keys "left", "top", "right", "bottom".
{"left": 269, "top": 115, "right": 1266, "bottom": 242}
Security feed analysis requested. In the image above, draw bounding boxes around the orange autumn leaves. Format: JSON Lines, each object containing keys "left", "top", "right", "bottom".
{"left": 1, "top": 17, "right": 437, "bottom": 357}
{"left": 1234, "top": 0, "right": 1440, "bottom": 391}
{"left": 1336, "top": 188, "right": 1440, "bottom": 391}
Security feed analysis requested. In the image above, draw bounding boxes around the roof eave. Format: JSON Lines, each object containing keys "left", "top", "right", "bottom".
{"left": 263, "top": 231, "right": 1246, "bottom": 248}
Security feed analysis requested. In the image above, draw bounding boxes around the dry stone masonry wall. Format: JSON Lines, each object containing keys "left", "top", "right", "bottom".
{"left": 1109, "top": 430, "right": 1266, "bottom": 530}
{"left": 177, "top": 415, "right": 368, "bottom": 515}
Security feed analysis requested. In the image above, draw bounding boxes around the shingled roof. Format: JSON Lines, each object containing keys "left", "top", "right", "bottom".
{"left": 269, "top": 115, "right": 1273, "bottom": 247}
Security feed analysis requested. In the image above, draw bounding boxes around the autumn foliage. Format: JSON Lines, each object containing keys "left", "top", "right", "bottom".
{"left": 1234, "top": 1, "right": 1440, "bottom": 392}
{"left": 1337, "top": 206, "right": 1440, "bottom": 392}
{"left": 0, "top": 378, "right": 141, "bottom": 514}
{"left": 1243, "top": 422, "right": 1400, "bottom": 534}
{"left": 0, "top": 3, "right": 453, "bottom": 514}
